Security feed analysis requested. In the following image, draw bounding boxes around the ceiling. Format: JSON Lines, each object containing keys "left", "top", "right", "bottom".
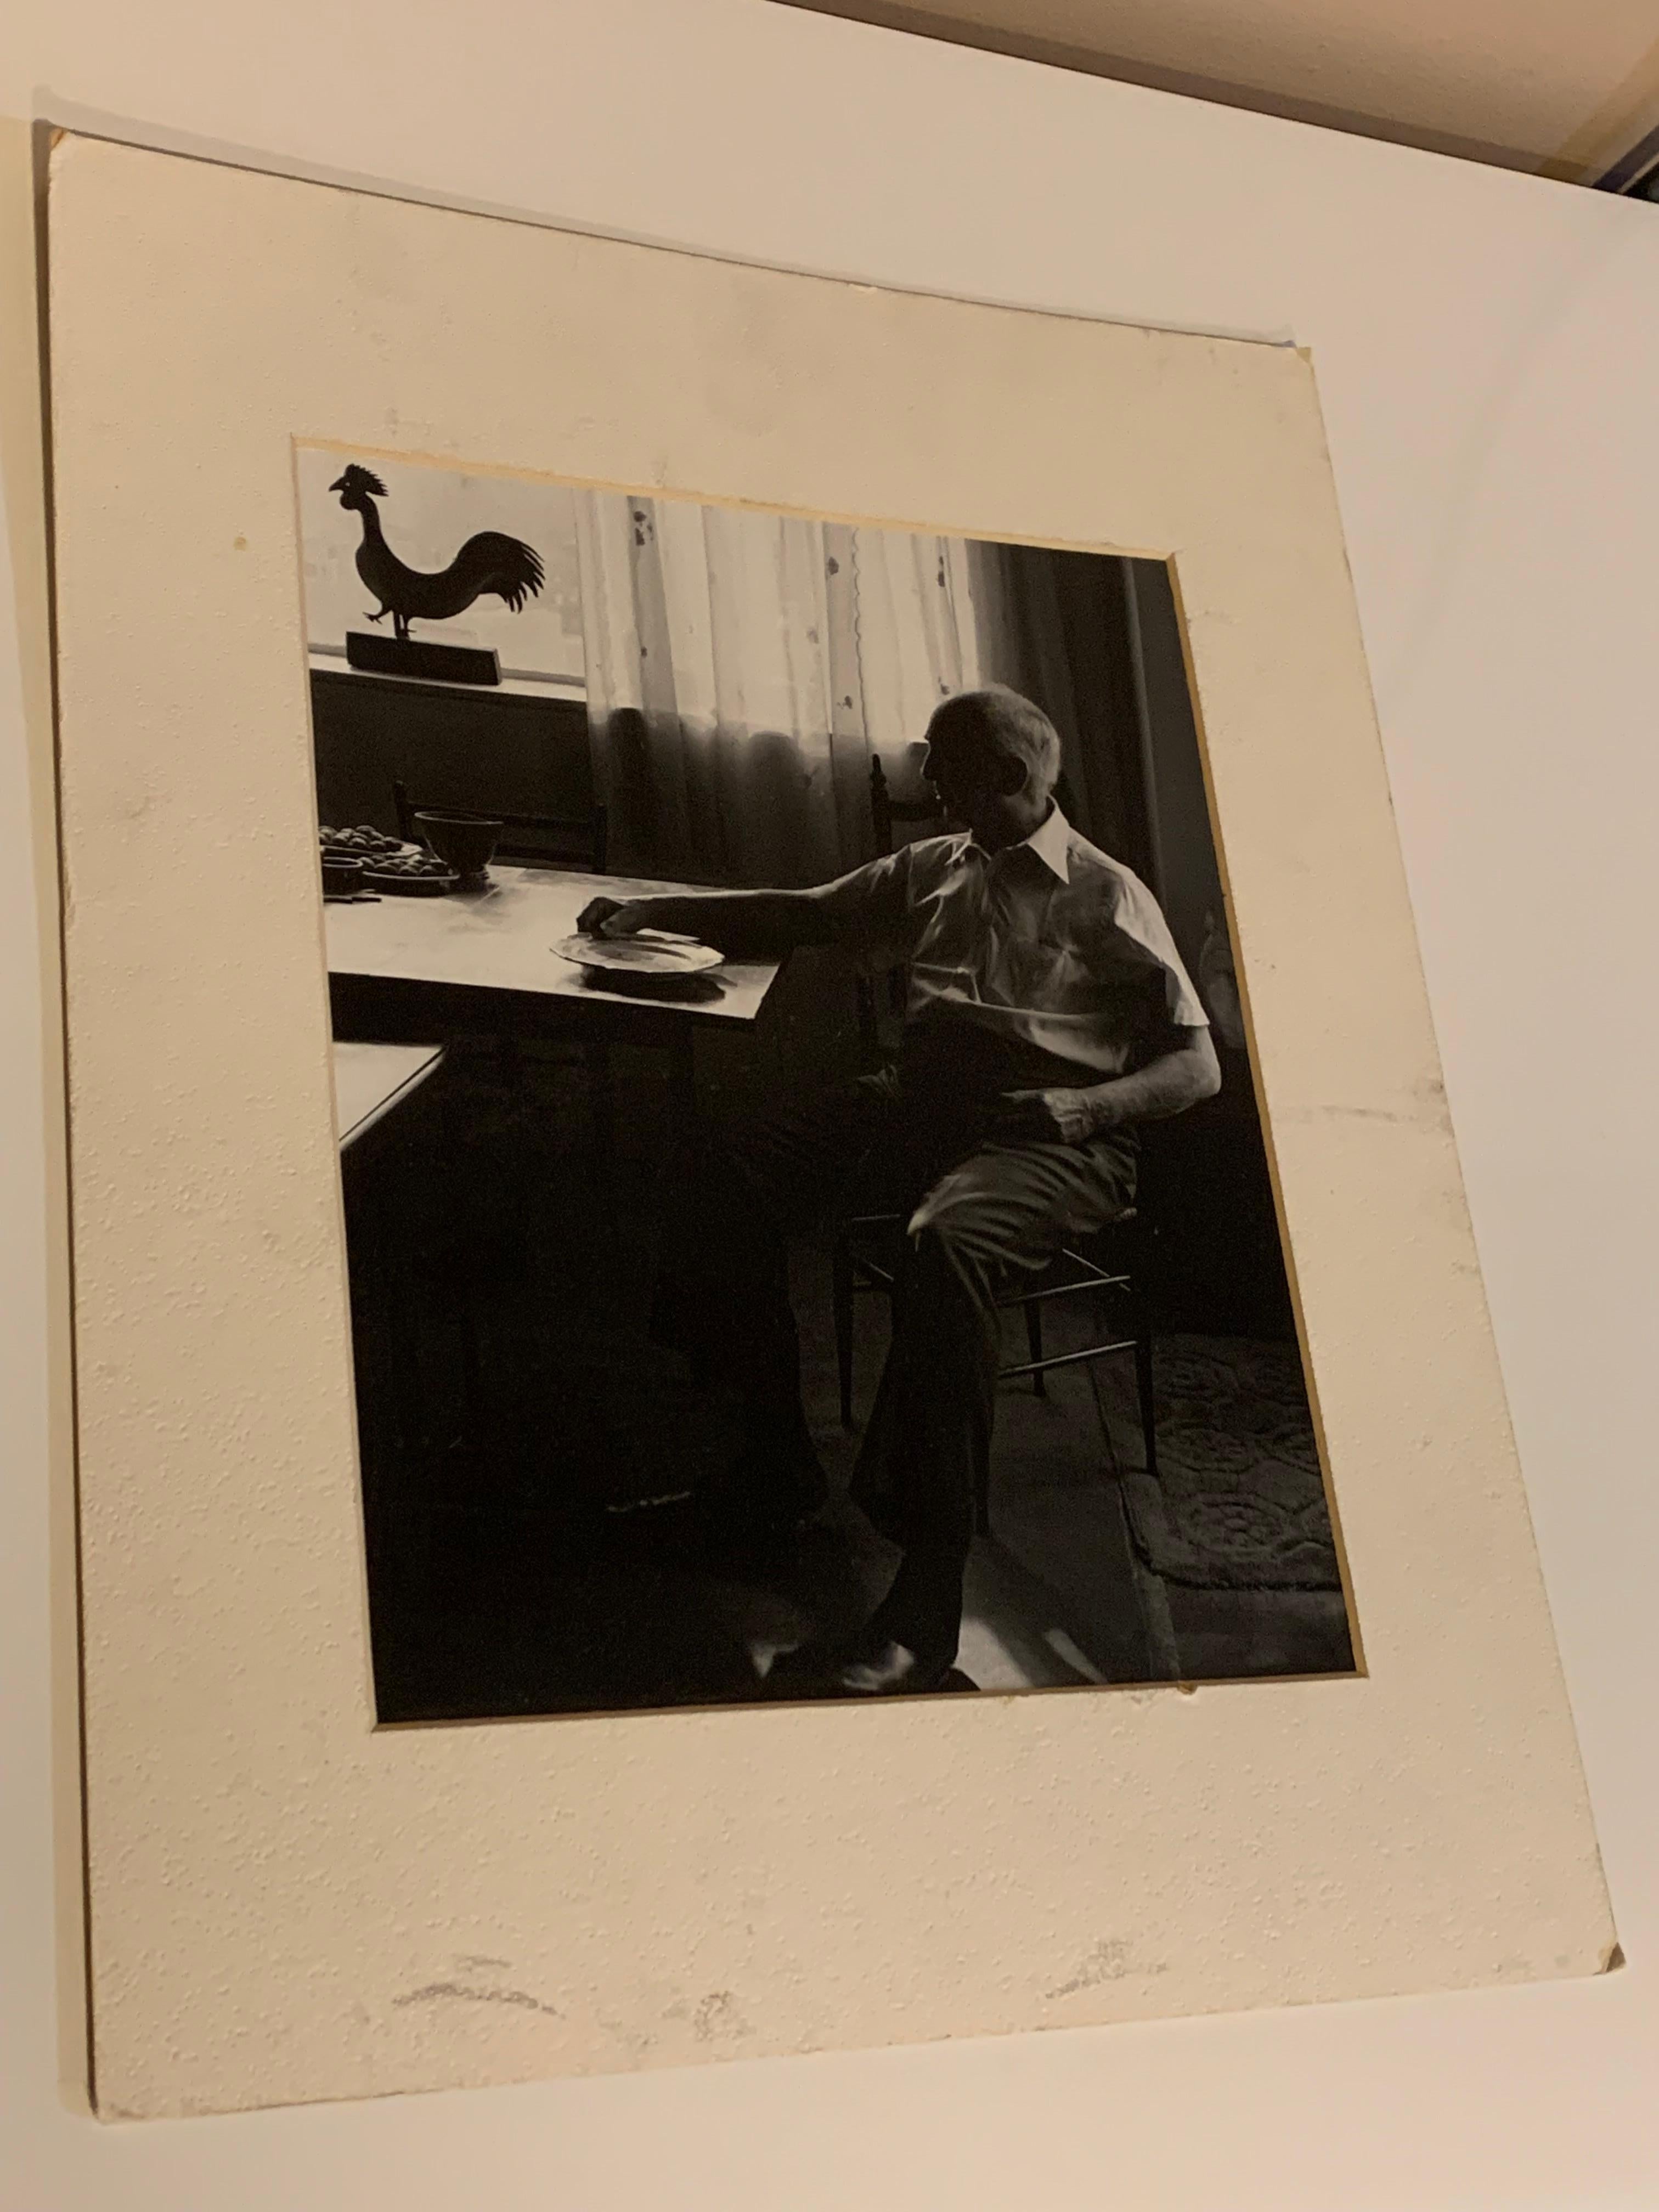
{"left": 777, "top": 0, "right": 1659, "bottom": 182}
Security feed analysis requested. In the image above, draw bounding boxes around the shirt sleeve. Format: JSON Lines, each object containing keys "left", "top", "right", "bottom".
{"left": 1102, "top": 870, "right": 1210, "bottom": 1031}
{"left": 809, "top": 843, "right": 917, "bottom": 955}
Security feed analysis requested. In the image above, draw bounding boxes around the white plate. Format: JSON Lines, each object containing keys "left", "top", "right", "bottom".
{"left": 552, "top": 931, "right": 724, "bottom": 977}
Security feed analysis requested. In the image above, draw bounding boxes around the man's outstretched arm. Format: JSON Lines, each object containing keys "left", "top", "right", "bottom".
{"left": 578, "top": 850, "right": 912, "bottom": 961}
{"left": 576, "top": 886, "right": 844, "bottom": 960}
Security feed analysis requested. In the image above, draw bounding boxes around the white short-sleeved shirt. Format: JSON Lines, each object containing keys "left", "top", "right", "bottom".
{"left": 816, "top": 805, "right": 1208, "bottom": 1081}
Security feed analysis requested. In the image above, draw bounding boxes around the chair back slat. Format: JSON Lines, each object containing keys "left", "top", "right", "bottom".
{"left": 868, "top": 754, "right": 945, "bottom": 858}
{"left": 859, "top": 755, "right": 947, "bottom": 1054}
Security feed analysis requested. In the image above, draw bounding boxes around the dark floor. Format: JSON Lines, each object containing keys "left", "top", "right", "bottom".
{"left": 342, "top": 1036, "right": 1354, "bottom": 1723}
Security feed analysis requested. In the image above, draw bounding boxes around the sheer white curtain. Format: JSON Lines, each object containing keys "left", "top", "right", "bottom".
{"left": 574, "top": 491, "right": 999, "bottom": 885}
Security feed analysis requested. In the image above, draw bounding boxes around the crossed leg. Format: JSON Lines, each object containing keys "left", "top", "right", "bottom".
{"left": 849, "top": 1130, "right": 1138, "bottom": 1675}
{"left": 650, "top": 1076, "right": 1136, "bottom": 1688}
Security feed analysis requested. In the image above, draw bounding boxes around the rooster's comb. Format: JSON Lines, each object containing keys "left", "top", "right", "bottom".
{"left": 336, "top": 464, "right": 388, "bottom": 496}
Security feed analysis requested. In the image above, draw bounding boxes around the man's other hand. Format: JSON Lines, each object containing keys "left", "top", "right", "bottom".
{"left": 995, "top": 1088, "right": 1098, "bottom": 1146}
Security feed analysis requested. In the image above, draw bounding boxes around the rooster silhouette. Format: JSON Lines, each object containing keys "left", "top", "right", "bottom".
{"left": 330, "top": 464, "right": 545, "bottom": 643}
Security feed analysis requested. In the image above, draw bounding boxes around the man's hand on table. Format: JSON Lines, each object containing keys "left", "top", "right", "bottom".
{"left": 577, "top": 894, "right": 693, "bottom": 939}
{"left": 577, "top": 894, "right": 635, "bottom": 938}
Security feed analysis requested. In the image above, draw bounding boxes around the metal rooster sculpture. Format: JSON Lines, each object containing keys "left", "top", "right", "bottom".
{"left": 329, "top": 465, "right": 545, "bottom": 642}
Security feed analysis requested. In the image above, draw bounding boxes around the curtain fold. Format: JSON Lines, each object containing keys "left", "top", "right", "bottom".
{"left": 967, "top": 541, "right": 1156, "bottom": 884}
{"left": 574, "top": 492, "right": 991, "bottom": 885}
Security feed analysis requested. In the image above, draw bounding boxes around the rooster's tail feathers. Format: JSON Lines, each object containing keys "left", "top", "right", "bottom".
{"left": 456, "top": 530, "right": 545, "bottom": 612}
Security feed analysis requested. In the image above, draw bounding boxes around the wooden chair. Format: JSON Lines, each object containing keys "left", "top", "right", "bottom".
{"left": 832, "top": 753, "right": 1160, "bottom": 1537}
{"left": 856, "top": 755, "right": 947, "bottom": 1054}
{"left": 393, "top": 780, "right": 608, "bottom": 873}
{"left": 831, "top": 1206, "right": 1159, "bottom": 1536}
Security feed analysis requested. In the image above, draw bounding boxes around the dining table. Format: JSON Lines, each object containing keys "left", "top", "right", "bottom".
{"left": 325, "top": 865, "right": 786, "bottom": 1119}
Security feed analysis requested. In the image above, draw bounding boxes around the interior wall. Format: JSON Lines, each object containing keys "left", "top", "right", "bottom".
{"left": 771, "top": 0, "right": 1659, "bottom": 180}
{"left": 3, "top": 5, "right": 1657, "bottom": 2208}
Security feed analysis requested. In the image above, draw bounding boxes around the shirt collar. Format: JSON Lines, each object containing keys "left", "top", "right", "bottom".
{"left": 1024, "top": 802, "right": 1073, "bottom": 883}
{"left": 962, "top": 803, "right": 1072, "bottom": 883}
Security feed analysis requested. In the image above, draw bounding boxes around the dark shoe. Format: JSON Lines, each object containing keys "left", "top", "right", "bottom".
{"left": 840, "top": 1542, "right": 968, "bottom": 1691}
{"left": 834, "top": 1636, "right": 958, "bottom": 1696}
{"left": 758, "top": 1639, "right": 840, "bottom": 1696}
{"left": 758, "top": 1624, "right": 977, "bottom": 1700}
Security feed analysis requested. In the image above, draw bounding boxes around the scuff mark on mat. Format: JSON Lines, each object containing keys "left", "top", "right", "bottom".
{"left": 691, "top": 1990, "right": 751, "bottom": 2041}
{"left": 393, "top": 1978, "right": 560, "bottom": 2017}
{"left": 1047, "top": 1939, "right": 1167, "bottom": 1998}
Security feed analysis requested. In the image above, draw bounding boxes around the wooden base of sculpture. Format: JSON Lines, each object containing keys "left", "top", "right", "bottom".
{"left": 345, "top": 632, "right": 501, "bottom": 686}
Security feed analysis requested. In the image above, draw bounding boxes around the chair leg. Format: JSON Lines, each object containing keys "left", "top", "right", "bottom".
{"left": 1025, "top": 1299, "right": 1047, "bottom": 1396}
{"left": 1135, "top": 1315, "right": 1159, "bottom": 1479}
{"left": 832, "top": 1234, "right": 855, "bottom": 1430}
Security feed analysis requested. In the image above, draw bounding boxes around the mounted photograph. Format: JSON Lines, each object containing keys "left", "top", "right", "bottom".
{"left": 303, "top": 448, "right": 1354, "bottom": 1720}
{"left": 52, "top": 137, "right": 1616, "bottom": 2117}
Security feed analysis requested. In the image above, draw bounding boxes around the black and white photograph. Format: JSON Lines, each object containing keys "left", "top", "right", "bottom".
{"left": 307, "top": 448, "right": 1356, "bottom": 1718}
{"left": 29, "top": 40, "right": 1645, "bottom": 2157}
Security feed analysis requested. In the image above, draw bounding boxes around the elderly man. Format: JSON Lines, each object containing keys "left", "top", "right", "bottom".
{"left": 578, "top": 685, "right": 1220, "bottom": 1695}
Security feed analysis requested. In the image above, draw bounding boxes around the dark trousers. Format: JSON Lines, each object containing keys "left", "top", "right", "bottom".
{"left": 655, "top": 1060, "right": 1138, "bottom": 1658}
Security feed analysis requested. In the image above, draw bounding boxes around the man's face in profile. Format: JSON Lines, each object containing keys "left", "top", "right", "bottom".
{"left": 921, "top": 725, "right": 1012, "bottom": 844}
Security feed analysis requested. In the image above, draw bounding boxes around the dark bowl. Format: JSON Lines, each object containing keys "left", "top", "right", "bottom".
{"left": 413, "top": 810, "right": 502, "bottom": 879}
{"left": 321, "top": 851, "right": 365, "bottom": 897}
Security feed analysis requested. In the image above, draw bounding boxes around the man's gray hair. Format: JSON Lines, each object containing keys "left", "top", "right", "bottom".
{"left": 927, "top": 685, "right": 1063, "bottom": 789}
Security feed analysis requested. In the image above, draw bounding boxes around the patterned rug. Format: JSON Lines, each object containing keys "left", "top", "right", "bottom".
{"left": 1109, "top": 1335, "right": 1342, "bottom": 1592}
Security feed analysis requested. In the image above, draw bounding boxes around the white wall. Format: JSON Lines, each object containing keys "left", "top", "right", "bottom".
{"left": 3, "top": 4, "right": 1656, "bottom": 2206}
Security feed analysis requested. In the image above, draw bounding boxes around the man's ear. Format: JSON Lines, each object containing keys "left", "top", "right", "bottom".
{"left": 994, "top": 751, "right": 1028, "bottom": 798}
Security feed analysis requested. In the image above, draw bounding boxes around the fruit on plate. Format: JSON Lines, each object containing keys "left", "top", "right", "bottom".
{"left": 365, "top": 849, "right": 455, "bottom": 878}
{"left": 319, "top": 823, "right": 405, "bottom": 856}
